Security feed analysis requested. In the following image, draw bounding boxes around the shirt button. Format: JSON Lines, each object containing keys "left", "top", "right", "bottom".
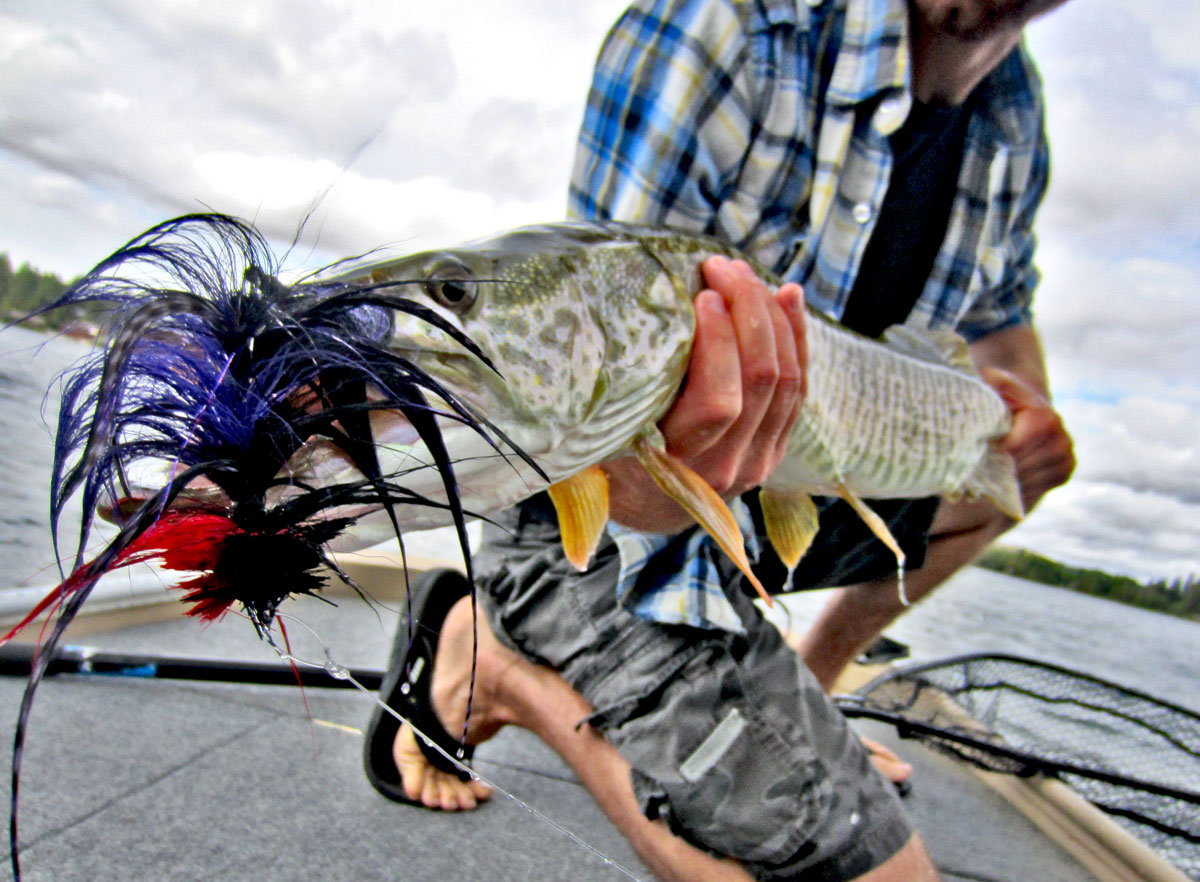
{"left": 852, "top": 202, "right": 872, "bottom": 224}
{"left": 805, "top": 0, "right": 822, "bottom": 6}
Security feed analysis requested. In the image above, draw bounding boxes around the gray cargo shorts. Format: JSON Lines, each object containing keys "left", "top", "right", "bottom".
{"left": 472, "top": 499, "right": 917, "bottom": 881}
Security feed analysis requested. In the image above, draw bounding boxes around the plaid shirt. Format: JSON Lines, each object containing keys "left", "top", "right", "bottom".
{"left": 569, "top": 0, "right": 1050, "bottom": 631}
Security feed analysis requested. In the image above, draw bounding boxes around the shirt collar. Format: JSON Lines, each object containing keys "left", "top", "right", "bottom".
{"left": 744, "top": 0, "right": 810, "bottom": 34}
{"left": 823, "top": 0, "right": 1043, "bottom": 149}
{"left": 972, "top": 42, "right": 1045, "bottom": 148}
{"left": 827, "top": 0, "right": 911, "bottom": 106}
{"left": 740, "top": 1, "right": 1043, "bottom": 175}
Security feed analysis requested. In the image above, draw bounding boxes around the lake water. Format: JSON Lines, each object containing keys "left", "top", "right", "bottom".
{"left": 2, "top": 325, "right": 1198, "bottom": 715}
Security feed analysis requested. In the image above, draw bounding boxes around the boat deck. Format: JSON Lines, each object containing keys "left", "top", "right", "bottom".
{"left": 1, "top": 584, "right": 1104, "bottom": 882}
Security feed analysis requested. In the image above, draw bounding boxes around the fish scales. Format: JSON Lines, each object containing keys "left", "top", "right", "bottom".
{"left": 775, "top": 318, "right": 1011, "bottom": 499}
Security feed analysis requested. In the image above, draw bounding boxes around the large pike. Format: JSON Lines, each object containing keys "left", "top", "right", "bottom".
{"left": 304, "top": 220, "right": 1023, "bottom": 599}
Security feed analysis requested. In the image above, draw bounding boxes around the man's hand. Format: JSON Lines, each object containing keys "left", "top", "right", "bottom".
{"left": 603, "top": 256, "right": 807, "bottom": 532}
{"left": 980, "top": 366, "right": 1075, "bottom": 514}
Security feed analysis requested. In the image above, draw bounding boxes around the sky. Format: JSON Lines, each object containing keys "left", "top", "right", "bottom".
{"left": 1, "top": 0, "right": 1198, "bottom": 583}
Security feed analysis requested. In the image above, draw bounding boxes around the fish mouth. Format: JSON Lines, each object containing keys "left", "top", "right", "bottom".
{"left": 97, "top": 483, "right": 229, "bottom": 526}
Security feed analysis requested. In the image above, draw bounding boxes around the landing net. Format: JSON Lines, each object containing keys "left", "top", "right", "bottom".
{"left": 838, "top": 653, "right": 1200, "bottom": 880}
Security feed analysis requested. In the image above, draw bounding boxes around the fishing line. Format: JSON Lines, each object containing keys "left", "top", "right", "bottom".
{"left": 270, "top": 615, "right": 649, "bottom": 882}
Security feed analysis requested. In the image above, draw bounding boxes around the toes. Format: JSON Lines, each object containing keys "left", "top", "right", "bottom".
{"left": 391, "top": 723, "right": 490, "bottom": 811}
{"left": 421, "top": 771, "right": 444, "bottom": 809}
{"left": 453, "top": 777, "right": 479, "bottom": 811}
{"left": 429, "top": 769, "right": 479, "bottom": 811}
{"left": 469, "top": 777, "right": 494, "bottom": 804}
{"left": 393, "top": 725, "right": 429, "bottom": 802}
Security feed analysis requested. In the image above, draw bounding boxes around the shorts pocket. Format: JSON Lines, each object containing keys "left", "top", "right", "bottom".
{"left": 610, "top": 648, "right": 833, "bottom": 866}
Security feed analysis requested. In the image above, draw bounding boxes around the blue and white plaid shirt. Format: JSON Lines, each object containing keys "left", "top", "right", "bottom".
{"left": 569, "top": 0, "right": 1050, "bottom": 632}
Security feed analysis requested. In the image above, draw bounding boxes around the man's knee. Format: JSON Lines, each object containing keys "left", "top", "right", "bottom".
{"left": 927, "top": 497, "right": 1015, "bottom": 557}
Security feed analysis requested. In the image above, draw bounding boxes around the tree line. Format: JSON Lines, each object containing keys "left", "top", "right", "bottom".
{"left": 0, "top": 253, "right": 90, "bottom": 332}
{"left": 976, "top": 545, "right": 1200, "bottom": 621}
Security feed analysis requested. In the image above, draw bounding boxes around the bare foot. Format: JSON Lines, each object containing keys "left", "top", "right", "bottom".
{"left": 392, "top": 595, "right": 524, "bottom": 810}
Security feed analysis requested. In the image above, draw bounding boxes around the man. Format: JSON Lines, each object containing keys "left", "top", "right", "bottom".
{"left": 363, "top": 0, "right": 1075, "bottom": 879}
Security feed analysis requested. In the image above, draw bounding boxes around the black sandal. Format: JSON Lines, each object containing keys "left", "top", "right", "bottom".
{"left": 363, "top": 568, "right": 476, "bottom": 803}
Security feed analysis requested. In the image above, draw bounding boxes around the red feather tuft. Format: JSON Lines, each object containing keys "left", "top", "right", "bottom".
{"left": 1, "top": 510, "right": 348, "bottom": 645}
{"left": 124, "top": 512, "right": 242, "bottom": 572}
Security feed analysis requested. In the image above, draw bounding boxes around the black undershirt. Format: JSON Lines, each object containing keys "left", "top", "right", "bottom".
{"left": 747, "top": 96, "right": 976, "bottom": 593}
{"left": 839, "top": 96, "right": 974, "bottom": 338}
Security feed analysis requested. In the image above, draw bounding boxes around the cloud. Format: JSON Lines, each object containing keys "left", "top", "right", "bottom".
{"left": 0, "top": 0, "right": 630, "bottom": 278}
{"left": 1026, "top": 237, "right": 1200, "bottom": 580}
{"left": 1028, "top": 2, "right": 1200, "bottom": 249}
{"left": 1010, "top": 481, "right": 1200, "bottom": 582}
{"left": 1058, "top": 396, "right": 1200, "bottom": 500}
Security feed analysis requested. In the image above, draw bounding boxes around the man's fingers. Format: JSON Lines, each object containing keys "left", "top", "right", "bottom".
{"left": 980, "top": 365, "right": 1075, "bottom": 509}
{"left": 710, "top": 257, "right": 780, "bottom": 435}
{"left": 691, "top": 257, "right": 789, "bottom": 491}
{"left": 661, "top": 288, "right": 741, "bottom": 458}
{"left": 741, "top": 282, "right": 805, "bottom": 475}
{"left": 769, "top": 283, "right": 807, "bottom": 460}
{"left": 779, "top": 283, "right": 807, "bottom": 400}
{"left": 659, "top": 257, "right": 808, "bottom": 497}
{"left": 980, "top": 366, "right": 1049, "bottom": 411}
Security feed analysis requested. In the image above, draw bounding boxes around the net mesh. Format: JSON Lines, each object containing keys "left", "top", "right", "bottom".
{"left": 840, "top": 653, "right": 1200, "bottom": 880}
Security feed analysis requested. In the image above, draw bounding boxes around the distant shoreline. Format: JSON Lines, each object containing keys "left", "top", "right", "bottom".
{"left": 1, "top": 252, "right": 85, "bottom": 334}
{"left": 976, "top": 545, "right": 1200, "bottom": 623}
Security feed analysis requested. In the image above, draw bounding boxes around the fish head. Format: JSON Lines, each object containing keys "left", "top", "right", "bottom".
{"left": 338, "top": 223, "right": 697, "bottom": 484}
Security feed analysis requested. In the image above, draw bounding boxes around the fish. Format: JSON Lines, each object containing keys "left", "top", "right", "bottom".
{"left": 292, "top": 220, "right": 1024, "bottom": 601}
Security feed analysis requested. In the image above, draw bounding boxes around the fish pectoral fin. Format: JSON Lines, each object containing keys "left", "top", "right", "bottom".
{"left": 547, "top": 465, "right": 610, "bottom": 571}
{"left": 632, "top": 437, "right": 770, "bottom": 605}
{"left": 835, "top": 484, "right": 912, "bottom": 607}
{"left": 759, "top": 489, "right": 820, "bottom": 572}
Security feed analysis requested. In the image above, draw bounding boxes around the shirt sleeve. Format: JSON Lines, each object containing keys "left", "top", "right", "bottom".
{"left": 568, "top": 0, "right": 757, "bottom": 229}
{"left": 957, "top": 123, "right": 1050, "bottom": 340}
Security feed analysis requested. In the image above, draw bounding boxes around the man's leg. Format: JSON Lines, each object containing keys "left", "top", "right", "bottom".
{"left": 793, "top": 498, "right": 1010, "bottom": 692}
{"left": 391, "top": 594, "right": 755, "bottom": 880}
{"left": 391, "top": 594, "right": 940, "bottom": 882}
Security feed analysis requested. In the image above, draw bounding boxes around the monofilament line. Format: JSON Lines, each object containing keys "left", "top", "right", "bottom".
{"left": 272, "top": 636, "right": 649, "bottom": 882}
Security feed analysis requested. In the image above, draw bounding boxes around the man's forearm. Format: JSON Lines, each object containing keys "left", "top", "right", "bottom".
{"left": 967, "top": 323, "right": 1051, "bottom": 398}
{"left": 602, "top": 455, "right": 698, "bottom": 533}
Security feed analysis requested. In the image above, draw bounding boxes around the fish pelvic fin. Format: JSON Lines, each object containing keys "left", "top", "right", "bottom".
{"left": 965, "top": 441, "right": 1024, "bottom": 522}
{"left": 632, "top": 436, "right": 770, "bottom": 606}
{"left": 548, "top": 466, "right": 610, "bottom": 571}
{"left": 835, "top": 483, "right": 911, "bottom": 607}
{"left": 758, "top": 488, "right": 820, "bottom": 573}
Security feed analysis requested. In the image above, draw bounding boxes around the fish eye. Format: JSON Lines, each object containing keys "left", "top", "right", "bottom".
{"left": 424, "top": 260, "right": 477, "bottom": 312}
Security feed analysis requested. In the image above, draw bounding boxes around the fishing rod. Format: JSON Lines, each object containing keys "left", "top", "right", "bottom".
{"left": 0, "top": 641, "right": 385, "bottom": 690}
